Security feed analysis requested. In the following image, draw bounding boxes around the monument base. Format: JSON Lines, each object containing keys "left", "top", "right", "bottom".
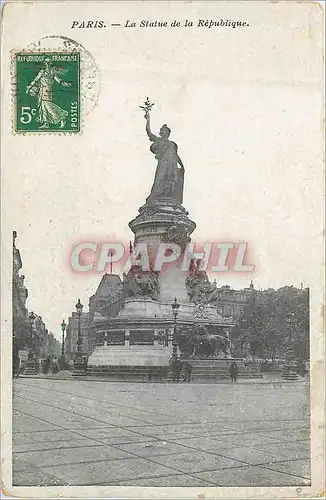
{"left": 72, "top": 352, "right": 88, "bottom": 377}
{"left": 87, "top": 345, "right": 172, "bottom": 380}
{"left": 88, "top": 344, "right": 172, "bottom": 367}
{"left": 87, "top": 346, "right": 262, "bottom": 381}
{"left": 282, "top": 364, "right": 299, "bottom": 380}
{"left": 23, "top": 360, "right": 38, "bottom": 375}
{"left": 282, "top": 349, "right": 299, "bottom": 380}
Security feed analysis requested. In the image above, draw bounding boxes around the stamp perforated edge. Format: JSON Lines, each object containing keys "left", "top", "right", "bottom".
{"left": 9, "top": 32, "right": 101, "bottom": 136}
{"left": 10, "top": 48, "right": 83, "bottom": 136}
{"left": 11, "top": 49, "right": 82, "bottom": 135}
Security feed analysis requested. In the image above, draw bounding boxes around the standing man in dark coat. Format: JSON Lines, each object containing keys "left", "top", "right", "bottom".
{"left": 230, "top": 361, "right": 238, "bottom": 382}
{"left": 52, "top": 358, "right": 59, "bottom": 374}
{"left": 43, "top": 356, "right": 50, "bottom": 374}
{"left": 13, "top": 346, "right": 20, "bottom": 378}
{"left": 183, "top": 361, "right": 192, "bottom": 382}
{"left": 172, "top": 357, "right": 182, "bottom": 382}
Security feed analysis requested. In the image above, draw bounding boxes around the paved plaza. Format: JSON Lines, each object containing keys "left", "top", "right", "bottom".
{"left": 12, "top": 377, "right": 310, "bottom": 487}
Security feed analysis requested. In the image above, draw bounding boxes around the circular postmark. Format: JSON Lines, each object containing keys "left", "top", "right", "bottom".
{"left": 27, "top": 35, "right": 100, "bottom": 117}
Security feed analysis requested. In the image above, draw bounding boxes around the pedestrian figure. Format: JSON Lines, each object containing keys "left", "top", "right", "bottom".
{"left": 43, "top": 356, "right": 50, "bottom": 374}
{"left": 52, "top": 358, "right": 59, "bottom": 374}
{"left": 148, "top": 368, "right": 153, "bottom": 382}
{"left": 13, "top": 348, "right": 20, "bottom": 378}
{"left": 172, "top": 357, "right": 182, "bottom": 382}
{"left": 160, "top": 366, "right": 169, "bottom": 382}
{"left": 299, "top": 361, "right": 306, "bottom": 377}
{"left": 82, "top": 356, "right": 88, "bottom": 375}
{"left": 230, "top": 361, "right": 238, "bottom": 382}
{"left": 183, "top": 362, "right": 192, "bottom": 382}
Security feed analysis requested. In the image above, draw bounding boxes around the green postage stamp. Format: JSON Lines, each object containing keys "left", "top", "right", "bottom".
{"left": 14, "top": 52, "right": 80, "bottom": 133}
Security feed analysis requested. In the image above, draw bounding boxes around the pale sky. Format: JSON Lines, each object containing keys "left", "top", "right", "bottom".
{"left": 2, "top": 1, "right": 323, "bottom": 340}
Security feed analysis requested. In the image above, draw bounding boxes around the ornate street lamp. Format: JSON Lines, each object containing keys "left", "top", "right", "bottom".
{"left": 24, "top": 311, "right": 36, "bottom": 375}
{"left": 164, "top": 329, "right": 169, "bottom": 347}
{"left": 28, "top": 311, "right": 36, "bottom": 354}
{"left": 75, "top": 299, "right": 83, "bottom": 352}
{"left": 282, "top": 312, "right": 299, "bottom": 380}
{"left": 60, "top": 319, "right": 66, "bottom": 366}
{"left": 171, "top": 297, "right": 180, "bottom": 360}
{"left": 73, "top": 299, "right": 87, "bottom": 376}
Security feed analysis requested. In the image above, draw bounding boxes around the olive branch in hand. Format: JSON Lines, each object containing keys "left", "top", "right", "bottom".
{"left": 139, "top": 97, "right": 154, "bottom": 118}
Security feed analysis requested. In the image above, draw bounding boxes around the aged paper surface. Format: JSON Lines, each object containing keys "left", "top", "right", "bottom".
{"left": 1, "top": 0, "right": 324, "bottom": 498}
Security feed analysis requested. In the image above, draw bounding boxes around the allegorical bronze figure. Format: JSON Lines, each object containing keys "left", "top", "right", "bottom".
{"left": 140, "top": 98, "right": 185, "bottom": 205}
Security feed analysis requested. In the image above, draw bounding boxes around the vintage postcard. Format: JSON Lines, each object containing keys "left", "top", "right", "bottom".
{"left": 1, "top": 1, "right": 325, "bottom": 498}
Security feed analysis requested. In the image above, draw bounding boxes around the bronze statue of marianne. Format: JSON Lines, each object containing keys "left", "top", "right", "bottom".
{"left": 141, "top": 99, "right": 184, "bottom": 205}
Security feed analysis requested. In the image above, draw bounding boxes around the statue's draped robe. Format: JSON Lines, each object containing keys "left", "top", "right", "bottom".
{"left": 147, "top": 139, "right": 184, "bottom": 204}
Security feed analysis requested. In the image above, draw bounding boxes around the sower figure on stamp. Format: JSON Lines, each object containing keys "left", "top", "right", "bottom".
{"left": 26, "top": 56, "right": 71, "bottom": 129}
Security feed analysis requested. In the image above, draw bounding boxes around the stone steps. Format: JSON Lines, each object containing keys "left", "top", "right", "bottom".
{"left": 185, "top": 367, "right": 262, "bottom": 380}
{"left": 87, "top": 363, "right": 262, "bottom": 381}
{"left": 282, "top": 372, "right": 299, "bottom": 380}
{"left": 88, "top": 365, "right": 168, "bottom": 381}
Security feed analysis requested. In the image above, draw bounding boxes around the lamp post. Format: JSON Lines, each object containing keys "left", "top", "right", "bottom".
{"left": 29, "top": 311, "right": 36, "bottom": 348}
{"left": 24, "top": 311, "right": 36, "bottom": 375}
{"left": 171, "top": 297, "right": 180, "bottom": 360}
{"left": 75, "top": 299, "right": 83, "bottom": 352}
{"left": 282, "top": 312, "right": 299, "bottom": 380}
{"left": 60, "top": 319, "right": 66, "bottom": 368}
{"left": 73, "top": 299, "right": 87, "bottom": 376}
{"left": 164, "top": 329, "right": 169, "bottom": 347}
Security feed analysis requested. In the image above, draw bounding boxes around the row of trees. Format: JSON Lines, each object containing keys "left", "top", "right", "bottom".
{"left": 233, "top": 286, "right": 309, "bottom": 361}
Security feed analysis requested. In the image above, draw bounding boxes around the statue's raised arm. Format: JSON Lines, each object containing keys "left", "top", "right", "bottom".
{"left": 145, "top": 112, "right": 159, "bottom": 142}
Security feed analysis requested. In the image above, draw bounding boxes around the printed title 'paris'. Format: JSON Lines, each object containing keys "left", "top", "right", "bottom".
{"left": 71, "top": 19, "right": 250, "bottom": 29}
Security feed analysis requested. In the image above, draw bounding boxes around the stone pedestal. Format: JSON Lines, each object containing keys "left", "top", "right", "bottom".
{"left": 88, "top": 191, "right": 238, "bottom": 379}
{"left": 72, "top": 352, "right": 88, "bottom": 376}
{"left": 88, "top": 344, "right": 172, "bottom": 368}
{"left": 159, "top": 266, "right": 188, "bottom": 303}
{"left": 282, "top": 346, "right": 299, "bottom": 381}
{"left": 129, "top": 199, "right": 196, "bottom": 245}
{"left": 129, "top": 199, "right": 196, "bottom": 305}
{"left": 24, "top": 359, "right": 38, "bottom": 375}
{"left": 282, "top": 362, "right": 299, "bottom": 380}
{"left": 87, "top": 344, "right": 172, "bottom": 379}
{"left": 118, "top": 298, "right": 162, "bottom": 319}
{"left": 88, "top": 295, "right": 174, "bottom": 375}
